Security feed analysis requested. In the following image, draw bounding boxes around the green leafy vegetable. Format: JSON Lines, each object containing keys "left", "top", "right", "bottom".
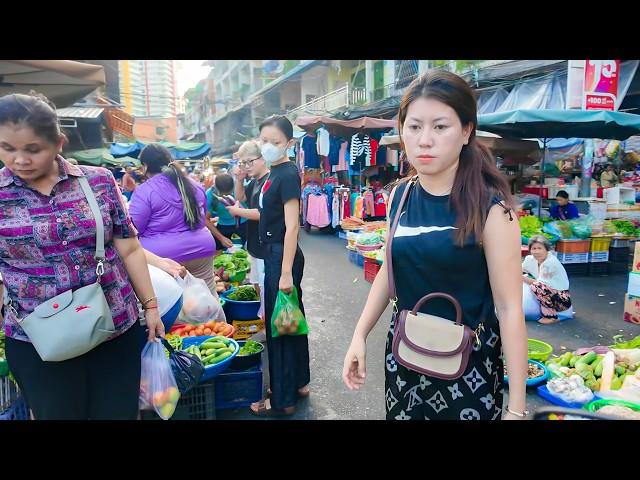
{"left": 612, "top": 220, "right": 639, "bottom": 237}
{"left": 238, "top": 340, "right": 263, "bottom": 356}
{"left": 610, "top": 335, "right": 640, "bottom": 350}
{"left": 227, "top": 285, "right": 259, "bottom": 301}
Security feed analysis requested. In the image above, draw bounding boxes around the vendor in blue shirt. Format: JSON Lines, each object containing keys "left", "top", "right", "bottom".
{"left": 550, "top": 190, "right": 580, "bottom": 220}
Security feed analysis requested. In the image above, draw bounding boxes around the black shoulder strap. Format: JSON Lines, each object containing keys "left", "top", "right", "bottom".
{"left": 491, "top": 196, "right": 514, "bottom": 221}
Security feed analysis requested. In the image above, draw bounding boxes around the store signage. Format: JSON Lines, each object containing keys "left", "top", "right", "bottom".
{"left": 583, "top": 60, "right": 620, "bottom": 111}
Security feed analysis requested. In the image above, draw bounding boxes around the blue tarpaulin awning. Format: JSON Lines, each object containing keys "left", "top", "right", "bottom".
{"left": 110, "top": 141, "right": 210, "bottom": 160}
{"left": 477, "top": 109, "right": 640, "bottom": 141}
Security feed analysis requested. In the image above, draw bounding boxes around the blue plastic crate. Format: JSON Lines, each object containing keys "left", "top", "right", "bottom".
{"left": 214, "top": 362, "right": 263, "bottom": 409}
{"left": 348, "top": 249, "right": 364, "bottom": 268}
{"left": 175, "top": 381, "right": 216, "bottom": 420}
{"left": 181, "top": 336, "right": 239, "bottom": 382}
{"left": 0, "top": 396, "right": 30, "bottom": 421}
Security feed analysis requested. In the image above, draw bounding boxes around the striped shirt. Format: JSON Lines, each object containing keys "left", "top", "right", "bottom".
{"left": 0, "top": 157, "right": 139, "bottom": 342}
{"left": 350, "top": 133, "right": 371, "bottom": 166}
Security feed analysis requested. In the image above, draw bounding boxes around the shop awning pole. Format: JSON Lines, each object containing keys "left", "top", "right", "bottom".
{"left": 538, "top": 137, "right": 548, "bottom": 218}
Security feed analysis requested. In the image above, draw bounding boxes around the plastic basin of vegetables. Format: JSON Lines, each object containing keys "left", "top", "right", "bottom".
{"left": 181, "top": 335, "right": 240, "bottom": 382}
{"left": 221, "top": 287, "right": 260, "bottom": 321}
{"left": 229, "top": 340, "right": 265, "bottom": 371}
{"left": 585, "top": 398, "right": 640, "bottom": 418}
{"left": 356, "top": 242, "right": 383, "bottom": 252}
{"left": 504, "top": 359, "right": 549, "bottom": 388}
{"left": 528, "top": 338, "right": 553, "bottom": 362}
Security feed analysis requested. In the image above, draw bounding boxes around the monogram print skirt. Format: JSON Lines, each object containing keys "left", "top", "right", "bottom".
{"left": 384, "top": 315, "right": 504, "bottom": 420}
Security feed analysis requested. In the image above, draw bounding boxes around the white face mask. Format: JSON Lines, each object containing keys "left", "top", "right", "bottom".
{"left": 260, "top": 143, "right": 287, "bottom": 165}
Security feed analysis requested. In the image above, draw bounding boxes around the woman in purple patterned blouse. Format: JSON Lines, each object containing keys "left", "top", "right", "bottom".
{"left": 0, "top": 92, "right": 164, "bottom": 420}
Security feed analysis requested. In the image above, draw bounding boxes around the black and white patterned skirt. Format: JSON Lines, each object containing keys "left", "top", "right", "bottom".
{"left": 384, "top": 314, "right": 504, "bottom": 420}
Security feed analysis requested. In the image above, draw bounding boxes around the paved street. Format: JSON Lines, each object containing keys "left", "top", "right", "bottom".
{"left": 217, "top": 230, "right": 640, "bottom": 420}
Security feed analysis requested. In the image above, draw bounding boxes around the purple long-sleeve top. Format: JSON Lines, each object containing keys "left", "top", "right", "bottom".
{"left": 128, "top": 174, "right": 215, "bottom": 262}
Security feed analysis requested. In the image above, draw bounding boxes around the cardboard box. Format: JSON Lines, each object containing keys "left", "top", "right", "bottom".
{"left": 623, "top": 293, "right": 640, "bottom": 325}
{"left": 629, "top": 272, "right": 640, "bottom": 297}
{"left": 231, "top": 318, "right": 265, "bottom": 340}
{"left": 634, "top": 241, "right": 640, "bottom": 273}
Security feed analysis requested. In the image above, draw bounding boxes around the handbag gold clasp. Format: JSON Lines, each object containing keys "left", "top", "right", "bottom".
{"left": 473, "top": 323, "right": 485, "bottom": 348}
{"left": 391, "top": 296, "right": 399, "bottom": 315}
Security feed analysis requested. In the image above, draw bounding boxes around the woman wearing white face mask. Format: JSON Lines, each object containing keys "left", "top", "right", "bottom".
{"left": 249, "top": 115, "right": 309, "bottom": 417}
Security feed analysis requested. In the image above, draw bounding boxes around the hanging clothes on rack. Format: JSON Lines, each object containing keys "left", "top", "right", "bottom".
{"left": 342, "top": 189, "right": 351, "bottom": 219}
{"left": 363, "top": 189, "right": 375, "bottom": 218}
{"left": 332, "top": 191, "right": 341, "bottom": 228}
{"left": 354, "top": 194, "right": 364, "bottom": 220}
{"left": 335, "top": 140, "right": 349, "bottom": 172}
{"left": 376, "top": 144, "right": 387, "bottom": 165}
{"left": 316, "top": 127, "right": 330, "bottom": 156}
{"left": 368, "top": 138, "right": 379, "bottom": 167}
{"left": 350, "top": 133, "right": 371, "bottom": 166}
{"left": 301, "top": 181, "right": 323, "bottom": 224}
{"left": 300, "top": 134, "right": 321, "bottom": 169}
{"left": 374, "top": 190, "right": 387, "bottom": 218}
{"left": 306, "top": 192, "right": 331, "bottom": 228}
{"left": 328, "top": 136, "right": 341, "bottom": 168}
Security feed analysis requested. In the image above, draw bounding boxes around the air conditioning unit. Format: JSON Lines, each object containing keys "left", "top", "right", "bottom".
{"left": 59, "top": 118, "right": 77, "bottom": 128}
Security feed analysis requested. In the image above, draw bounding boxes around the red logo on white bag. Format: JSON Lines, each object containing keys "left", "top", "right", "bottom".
{"left": 75, "top": 305, "right": 90, "bottom": 313}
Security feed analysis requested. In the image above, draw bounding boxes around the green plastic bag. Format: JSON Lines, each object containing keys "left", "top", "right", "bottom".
{"left": 271, "top": 287, "right": 309, "bottom": 337}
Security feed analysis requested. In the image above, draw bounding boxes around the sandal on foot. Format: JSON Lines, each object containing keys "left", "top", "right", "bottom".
{"left": 266, "top": 387, "right": 310, "bottom": 398}
{"left": 249, "top": 399, "right": 295, "bottom": 417}
{"left": 538, "top": 317, "right": 560, "bottom": 325}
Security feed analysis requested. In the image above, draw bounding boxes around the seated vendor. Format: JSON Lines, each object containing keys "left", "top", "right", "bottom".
{"left": 600, "top": 164, "right": 619, "bottom": 187}
{"left": 522, "top": 235, "right": 572, "bottom": 325}
{"left": 549, "top": 190, "right": 579, "bottom": 220}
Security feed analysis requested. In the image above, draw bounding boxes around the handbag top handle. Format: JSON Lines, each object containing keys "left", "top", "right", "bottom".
{"left": 386, "top": 176, "right": 418, "bottom": 303}
{"left": 77, "top": 175, "right": 106, "bottom": 277}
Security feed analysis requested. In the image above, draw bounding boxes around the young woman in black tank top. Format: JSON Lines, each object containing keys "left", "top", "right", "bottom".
{"left": 342, "top": 71, "right": 529, "bottom": 420}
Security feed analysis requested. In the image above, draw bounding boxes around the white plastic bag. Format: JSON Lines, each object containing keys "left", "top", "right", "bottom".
{"left": 175, "top": 272, "right": 226, "bottom": 324}
{"left": 522, "top": 283, "right": 541, "bottom": 321}
{"left": 139, "top": 340, "right": 181, "bottom": 420}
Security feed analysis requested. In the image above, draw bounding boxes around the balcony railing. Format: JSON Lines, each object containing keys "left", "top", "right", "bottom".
{"left": 287, "top": 85, "right": 367, "bottom": 117}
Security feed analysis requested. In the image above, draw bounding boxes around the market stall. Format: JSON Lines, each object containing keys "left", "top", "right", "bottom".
{"left": 294, "top": 115, "right": 402, "bottom": 232}
{"left": 478, "top": 108, "right": 640, "bottom": 217}
{"left": 1, "top": 246, "right": 273, "bottom": 421}
{"left": 522, "top": 334, "right": 640, "bottom": 420}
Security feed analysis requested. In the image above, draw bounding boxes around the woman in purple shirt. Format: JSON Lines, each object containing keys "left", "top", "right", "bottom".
{"left": 128, "top": 144, "right": 217, "bottom": 293}
{"left": 0, "top": 92, "right": 164, "bottom": 419}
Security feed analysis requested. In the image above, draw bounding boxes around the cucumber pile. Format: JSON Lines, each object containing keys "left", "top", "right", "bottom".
{"left": 183, "top": 336, "right": 236, "bottom": 367}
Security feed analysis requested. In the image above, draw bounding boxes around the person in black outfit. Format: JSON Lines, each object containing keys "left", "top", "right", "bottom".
{"left": 342, "top": 70, "right": 529, "bottom": 420}
{"left": 244, "top": 116, "right": 309, "bottom": 417}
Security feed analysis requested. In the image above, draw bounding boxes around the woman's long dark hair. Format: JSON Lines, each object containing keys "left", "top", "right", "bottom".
{"left": 397, "top": 70, "right": 514, "bottom": 246}
{"left": 139, "top": 144, "right": 201, "bottom": 230}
